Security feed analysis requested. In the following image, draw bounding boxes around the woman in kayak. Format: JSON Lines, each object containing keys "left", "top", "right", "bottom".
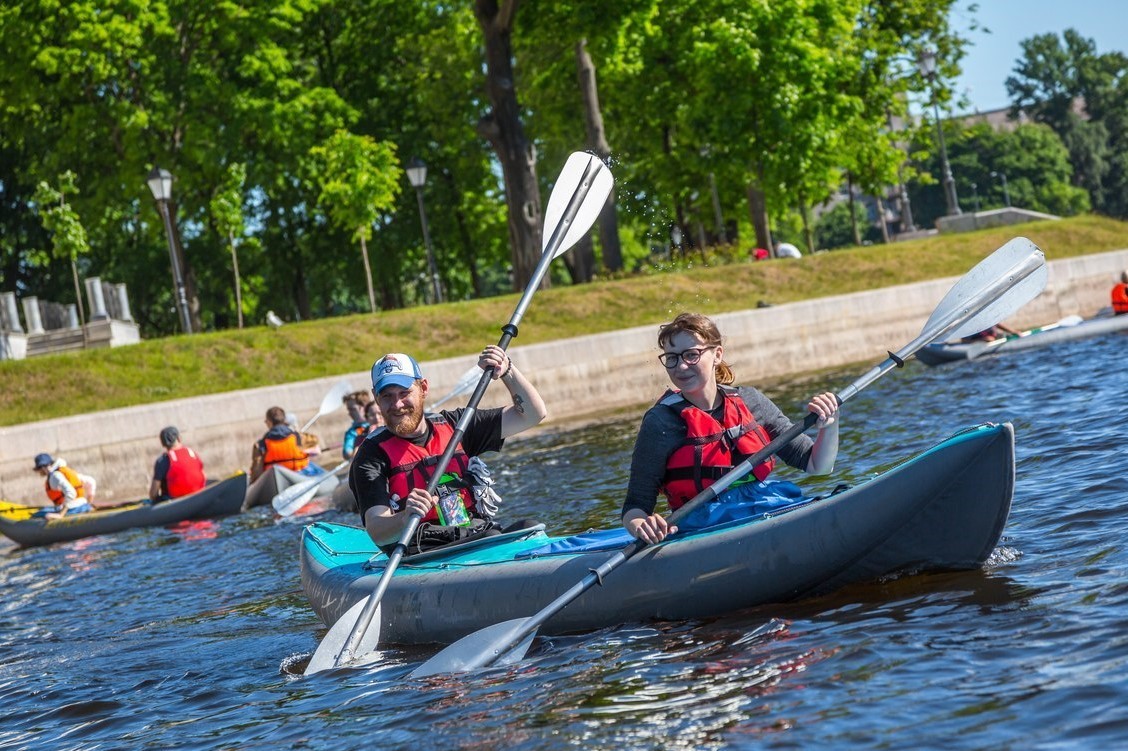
{"left": 621, "top": 312, "right": 840, "bottom": 544}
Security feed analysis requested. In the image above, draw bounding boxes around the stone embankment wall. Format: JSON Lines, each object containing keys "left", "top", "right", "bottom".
{"left": 2, "top": 248, "right": 1126, "bottom": 504}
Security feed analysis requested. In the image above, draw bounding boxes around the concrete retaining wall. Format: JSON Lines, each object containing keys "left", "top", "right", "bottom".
{"left": 3, "top": 248, "right": 1126, "bottom": 504}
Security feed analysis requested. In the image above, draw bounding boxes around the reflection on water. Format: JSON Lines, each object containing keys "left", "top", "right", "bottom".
{"left": 1, "top": 331, "right": 1127, "bottom": 749}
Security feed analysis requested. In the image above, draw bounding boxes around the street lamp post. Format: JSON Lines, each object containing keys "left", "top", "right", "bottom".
{"left": 146, "top": 166, "right": 193, "bottom": 333}
{"left": 991, "top": 171, "right": 1011, "bottom": 207}
{"left": 405, "top": 158, "right": 443, "bottom": 305}
{"left": 918, "top": 48, "right": 961, "bottom": 216}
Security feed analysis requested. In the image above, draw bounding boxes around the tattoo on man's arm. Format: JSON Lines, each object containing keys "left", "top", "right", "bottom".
{"left": 512, "top": 393, "right": 526, "bottom": 414}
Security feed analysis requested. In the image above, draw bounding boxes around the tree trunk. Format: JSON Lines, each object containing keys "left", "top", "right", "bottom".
{"left": 475, "top": 0, "right": 542, "bottom": 292}
{"left": 358, "top": 232, "right": 377, "bottom": 313}
{"left": 228, "top": 232, "right": 244, "bottom": 328}
{"left": 847, "top": 173, "right": 861, "bottom": 246}
{"left": 747, "top": 171, "right": 773, "bottom": 257}
{"left": 876, "top": 196, "right": 891, "bottom": 244}
{"left": 575, "top": 38, "right": 621, "bottom": 273}
{"left": 800, "top": 200, "right": 815, "bottom": 254}
{"left": 563, "top": 235, "right": 595, "bottom": 283}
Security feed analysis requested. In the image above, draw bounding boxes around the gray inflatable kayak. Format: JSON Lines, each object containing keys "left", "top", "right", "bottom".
{"left": 301, "top": 423, "right": 1014, "bottom": 645}
{"left": 916, "top": 312, "right": 1128, "bottom": 365}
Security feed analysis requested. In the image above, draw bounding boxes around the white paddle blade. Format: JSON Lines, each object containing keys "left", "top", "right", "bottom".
{"left": 542, "top": 152, "right": 614, "bottom": 258}
{"left": 273, "top": 476, "right": 338, "bottom": 516}
{"left": 409, "top": 618, "right": 537, "bottom": 678}
{"left": 923, "top": 237, "right": 1047, "bottom": 341}
{"left": 1055, "top": 314, "right": 1084, "bottom": 327}
{"left": 302, "top": 380, "right": 354, "bottom": 431}
{"left": 305, "top": 597, "right": 382, "bottom": 676}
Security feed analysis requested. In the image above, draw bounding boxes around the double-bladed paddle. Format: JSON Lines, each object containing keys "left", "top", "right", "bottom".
{"left": 273, "top": 366, "right": 485, "bottom": 517}
{"left": 409, "top": 236, "right": 1048, "bottom": 678}
{"left": 303, "top": 151, "right": 615, "bottom": 676}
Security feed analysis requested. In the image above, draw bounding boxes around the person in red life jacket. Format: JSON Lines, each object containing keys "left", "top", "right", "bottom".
{"left": 621, "top": 312, "right": 840, "bottom": 545}
{"left": 1111, "top": 271, "right": 1128, "bottom": 315}
{"left": 249, "top": 406, "right": 315, "bottom": 482}
{"left": 349, "top": 348, "right": 547, "bottom": 554}
{"left": 32, "top": 453, "right": 95, "bottom": 520}
{"left": 149, "top": 426, "right": 207, "bottom": 503}
{"left": 341, "top": 390, "right": 374, "bottom": 460}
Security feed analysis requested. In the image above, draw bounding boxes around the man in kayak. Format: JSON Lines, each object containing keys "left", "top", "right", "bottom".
{"left": 960, "top": 322, "right": 1022, "bottom": 342}
{"left": 1112, "top": 271, "right": 1128, "bottom": 315}
{"left": 350, "top": 347, "right": 546, "bottom": 555}
{"left": 621, "top": 312, "right": 840, "bottom": 544}
{"left": 149, "top": 426, "right": 206, "bottom": 503}
{"left": 250, "top": 406, "right": 321, "bottom": 482}
{"left": 32, "top": 453, "right": 96, "bottom": 520}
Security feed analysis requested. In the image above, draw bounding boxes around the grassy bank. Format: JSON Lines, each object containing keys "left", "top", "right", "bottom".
{"left": 3, "top": 215, "right": 1125, "bottom": 426}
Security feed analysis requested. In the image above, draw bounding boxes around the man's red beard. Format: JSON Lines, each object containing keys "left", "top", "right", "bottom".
{"left": 385, "top": 399, "right": 425, "bottom": 437}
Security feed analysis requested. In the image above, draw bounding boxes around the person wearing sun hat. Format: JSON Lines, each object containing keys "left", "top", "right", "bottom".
{"left": 32, "top": 453, "right": 96, "bottom": 520}
{"left": 349, "top": 346, "right": 547, "bottom": 554}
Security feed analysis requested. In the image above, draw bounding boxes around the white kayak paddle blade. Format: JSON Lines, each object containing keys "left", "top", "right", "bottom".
{"left": 923, "top": 237, "right": 1047, "bottom": 342}
{"left": 305, "top": 597, "right": 382, "bottom": 676}
{"left": 541, "top": 152, "right": 614, "bottom": 258}
{"left": 409, "top": 617, "right": 537, "bottom": 678}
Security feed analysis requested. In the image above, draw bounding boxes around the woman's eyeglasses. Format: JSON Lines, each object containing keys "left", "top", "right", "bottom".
{"left": 658, "top": 346, "right": 714, "bottom": 369}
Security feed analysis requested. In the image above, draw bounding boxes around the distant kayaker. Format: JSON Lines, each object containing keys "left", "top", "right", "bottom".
{"left": 621, "top": 312, "right": 840, "bottom": 545}
{"left": 361, "top": 399, "right": 384, "bottom": 439}
{"left": 250, "top": 406, "right": 319, "bottom": 482}
{"left": 149, "top": 426, "right": 206, "bottom": 503}
{"left": 1112, "top": 271, "right": 1128, "bottom": 315}
{"left": 341, "top": 390, "right": 374, "bottom": 461}
{"left": 32, "top": 453, "right": 96, "bottom": 520}
{"left": 960, "top": 322, "right": 1022, "bottom": 343}
{"left": 350, "top": 348, "right": 546, "bottom": 555}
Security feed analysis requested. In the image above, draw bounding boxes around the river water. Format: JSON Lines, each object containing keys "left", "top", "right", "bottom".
{"left": 3, "top": 331, "right": 1127, "bottom": 750}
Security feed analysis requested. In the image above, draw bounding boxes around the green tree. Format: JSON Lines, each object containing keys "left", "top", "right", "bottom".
{"left": 310, "top": 131, "right": 402, "bottom": 313}
{"left": 1007, "top": 29, "right": 1128, "bottom": 217}
{"left": 31, "top": 172, "right": 91, "bottom": 336}
{"left": 209, "top": 163, "right": 249, "bottom": 328}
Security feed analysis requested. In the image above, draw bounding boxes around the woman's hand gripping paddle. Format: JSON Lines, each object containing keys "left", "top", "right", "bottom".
{"left": 303, "top": 152, "right": 614, "bottom": 676}
{"left": 409, "top": 236, "right": 1048, "bottom": 678}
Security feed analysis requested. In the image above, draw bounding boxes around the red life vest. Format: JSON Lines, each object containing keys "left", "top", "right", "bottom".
{"left": 45, "top": 465, "right": 86, "bottom": 504}
{"left": 374, "top": 415, "right": 476, "bottom": 525}
{"left": 659, "top": 387, "right": 775, "bottom": 510}
{"left": 259, "top": 428, "right": 309, "bottom": 471}
{"left": 165, "top": 446, "right": 207, "bottom": 498}
{"left": 1112, "top": 283, "right": 1128, "bottom": 315}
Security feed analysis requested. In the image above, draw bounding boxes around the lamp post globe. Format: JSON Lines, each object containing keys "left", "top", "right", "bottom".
{"left": 407, "top": 158, "right": 443, "bottom": 304}
{"left": 146, "top": 166, "right": 193, "bottom": 333}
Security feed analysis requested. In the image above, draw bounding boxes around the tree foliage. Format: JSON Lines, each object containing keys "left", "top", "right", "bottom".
{"left": 1, "top": 2, "right": 1119, "bottom": 339}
